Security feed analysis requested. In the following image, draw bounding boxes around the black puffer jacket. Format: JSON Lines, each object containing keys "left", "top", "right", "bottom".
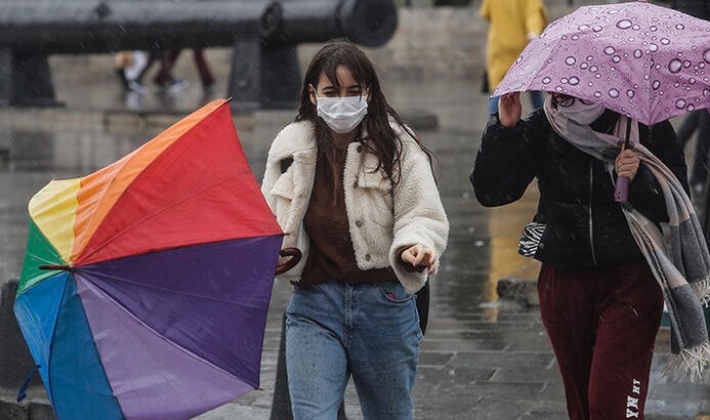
{"left": 471, "top": 108, "right": 689, "bottom": 268}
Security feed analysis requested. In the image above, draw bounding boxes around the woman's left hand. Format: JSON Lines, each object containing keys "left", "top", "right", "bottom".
{"left": 615, "top": 148, "right": 640, "bottom": 181}
{"left": 401, "top": 244, "right": 438, "bottom": 274}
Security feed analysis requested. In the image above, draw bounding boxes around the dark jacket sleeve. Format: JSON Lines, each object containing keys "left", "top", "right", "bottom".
{"left": 627, "top": 119, "right": 689, "bottom": 223}
{"left": 470, "top": 112, "right": 547, "bottom": 207}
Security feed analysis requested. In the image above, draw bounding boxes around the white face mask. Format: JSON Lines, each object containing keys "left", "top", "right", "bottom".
{"left": 553, "top": 95, "right": 605, "bottom": 125}
{"left": 316, "top": 95, "right": 368, "bottom": 133}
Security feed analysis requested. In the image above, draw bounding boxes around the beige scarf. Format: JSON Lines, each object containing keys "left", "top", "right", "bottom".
{"left": 544, "top": 96, "right": 710, "bottom": 381}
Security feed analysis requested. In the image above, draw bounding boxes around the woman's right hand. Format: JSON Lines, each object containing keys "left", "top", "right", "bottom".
{"left": 499, "top": 92, "right": 522, "bottom": 128}
{"left": 400, "top": 244, "right": 438, "bottom": 274}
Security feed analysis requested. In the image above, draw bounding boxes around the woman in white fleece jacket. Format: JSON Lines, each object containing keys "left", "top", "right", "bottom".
{"left": 261, "top": 39, "right": 449, "bottom": 420}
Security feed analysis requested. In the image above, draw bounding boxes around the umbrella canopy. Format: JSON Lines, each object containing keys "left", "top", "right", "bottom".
{"left": 13, "top": 98, "right": 284, "bottom": 420}
{"left": 494, "top": 0, "right": 710, "bottom": 125}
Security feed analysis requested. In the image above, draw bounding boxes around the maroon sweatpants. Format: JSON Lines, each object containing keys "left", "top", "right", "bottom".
{"left": 537, "top": 261, "right": 664, "bottom": 420}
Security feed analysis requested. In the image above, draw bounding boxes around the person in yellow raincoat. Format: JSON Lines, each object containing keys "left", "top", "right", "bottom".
{"left": 481, "top": 0, "right": 548, "bottom": 113}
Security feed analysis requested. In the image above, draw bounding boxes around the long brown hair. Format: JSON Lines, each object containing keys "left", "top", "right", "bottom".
{"left": 295, "top": 39, "right": 434, "bottom": 185}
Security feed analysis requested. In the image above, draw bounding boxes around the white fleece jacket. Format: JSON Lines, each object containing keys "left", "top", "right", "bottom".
{"left": 260, "top": 120, "right": 449, "bottom": 294}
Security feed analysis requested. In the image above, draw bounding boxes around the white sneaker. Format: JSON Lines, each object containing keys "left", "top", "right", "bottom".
{"left": 127, "top": 80, "right": 147, "bottom": 94}
{"left": 164, "top": 79, "right": 189, "bottom": 93}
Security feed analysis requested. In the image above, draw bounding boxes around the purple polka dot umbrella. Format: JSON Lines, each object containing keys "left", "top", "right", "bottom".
{"left": 494, "top": 0, "right": 710, "bottom": 126}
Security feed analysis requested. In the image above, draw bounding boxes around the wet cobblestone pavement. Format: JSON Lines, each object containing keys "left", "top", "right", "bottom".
{"left": 2, "top": 75, "right": 709, "bottom": 419}
{"left": 3, "top": 8, "right": 710, "bottom": 416}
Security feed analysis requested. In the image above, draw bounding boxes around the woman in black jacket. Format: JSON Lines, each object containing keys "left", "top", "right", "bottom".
{"left": 471, "top": 91, "right": 689, "bottom": 420}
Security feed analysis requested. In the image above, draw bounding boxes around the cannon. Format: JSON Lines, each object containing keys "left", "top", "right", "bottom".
{"left": 0, "top": 0, "right": 398, "bottom": 110}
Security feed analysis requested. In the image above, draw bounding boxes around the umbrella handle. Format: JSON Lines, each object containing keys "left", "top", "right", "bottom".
{"left": 275, "top": 247, "right": 302, "bottom": 275}
{"left": 614, "top": 176, "right": 630, "bottom": 203}
{"left": 615, "top": 116, "right": 633, "bottom": 203}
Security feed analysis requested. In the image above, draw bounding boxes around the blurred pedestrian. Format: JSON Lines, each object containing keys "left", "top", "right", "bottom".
{"left": 674, "top": 110, "right": 710, "bottom": 195}
{"left": 145, "top": 49, "right": 189, "bottom": 92}
{"left": 114, "top": 49, "right": 187, "bottom": 93}
{"left": 672, "top": 0, "right": 710, "bottom": 195}
{"left": 471, "top": 91, "right": 710, "bottom": 419}
{"left": 260, "top": 39, "right": 449, "bottom": 419}
{"left": 114, "top": 50, "right": 149, "bottom": 93}
{"left": 155, "top": 48, "right": 215, "bottom": 92}
{"left": 671, "top": 0, "right": 710, "bottom": 19}
{"left": 114, "top": 51, "right": 132, "bottom": 91}
{"left": 480, "top": 0, "right": 549, "bottom": 113}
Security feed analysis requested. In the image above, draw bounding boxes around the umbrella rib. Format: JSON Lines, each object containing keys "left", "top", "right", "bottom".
{"left": 27, "top": 252, "right": 70, "bottom": 272}
{"left": 498, "top": 36, "right": 565, "bottom": 95}
{"left": 77, "top": 101, "right": 230, "bottom": 260}
{"left": 495, "top": 1, "right": 710, "bottom": 125}
{"left": 84, "top": 269, "right": 269, "bottom": 306}
{"left": 41, "top": 274, "right": 72, "bottom": 411}
{"left": 81, "top": 170, "right": 272, "bottom": 262}
{"left": 75, "top": 257, "right": 272, "bottom": 306}
{"left": 79, "top": 277, "right": 250, "bottom": 381}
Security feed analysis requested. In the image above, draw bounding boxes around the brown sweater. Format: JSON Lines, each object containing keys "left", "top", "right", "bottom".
{"left": 300, "top": 147, "right": 397, "bottom": 287}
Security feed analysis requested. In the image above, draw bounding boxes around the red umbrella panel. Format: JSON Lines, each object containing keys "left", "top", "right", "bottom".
{"left": 13, "top": 98, "right": 284, "bottom": 420}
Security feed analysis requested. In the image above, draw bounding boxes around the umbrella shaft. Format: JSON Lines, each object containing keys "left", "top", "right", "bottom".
{"left": 624, "top": 116, "right": 632, "bottom": 148}
{"left": 39, "top": 264, "right": 72, "bottom": 271}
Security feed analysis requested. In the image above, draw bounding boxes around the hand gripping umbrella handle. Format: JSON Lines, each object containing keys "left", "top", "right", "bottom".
{"left": 614, "top": 175, "right": 630, "bottom": 203}
{"left": 275, "top": 247, "right": 302, "bottom": 275}
{"left": 614, "top": 116, "right": 633, "bottom": 203}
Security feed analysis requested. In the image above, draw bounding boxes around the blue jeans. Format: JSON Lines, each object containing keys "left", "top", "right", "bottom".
{"left": 489, "top": 90, "right": 545, "bottom": 114}
{"left": 285, "top": 280, "right": 423, "bottom": 420}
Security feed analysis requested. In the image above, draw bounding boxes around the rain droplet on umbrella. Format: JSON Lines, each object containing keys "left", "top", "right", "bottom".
{"left": 617, "top": 19, "right": 633, "bottom": 30}
{"left": 669, "top": 59, "right": 683, "bottom": 73}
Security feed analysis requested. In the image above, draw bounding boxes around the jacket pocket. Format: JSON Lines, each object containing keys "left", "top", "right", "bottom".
{"left": 518, "top": 222, "right": 546, "bottom": 257}
{"left": 358, "top": 168, "right": 391, "bottom": 190}
{"left": 357, "top": 170, "right": 392, "bottom": 203}
{"left": 354, "top": 170, "right": 394, "bottom": 226}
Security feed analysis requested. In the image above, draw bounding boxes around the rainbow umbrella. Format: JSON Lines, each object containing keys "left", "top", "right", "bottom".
{"left": 13, "top": 99, "right": 285, "bottom": 420}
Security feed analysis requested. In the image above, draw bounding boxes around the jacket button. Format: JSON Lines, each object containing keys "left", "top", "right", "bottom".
{"left": 355, "top": 220, "right": 363, "bottom": 228}
{"left": 356, "top": 145, "right": 363, "bottom": 153}
{"left": 365, "top": 254, "right": 371, "bottom": 261}
{"left": 353, "top": 180, "right": 358, "bottom": 188}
